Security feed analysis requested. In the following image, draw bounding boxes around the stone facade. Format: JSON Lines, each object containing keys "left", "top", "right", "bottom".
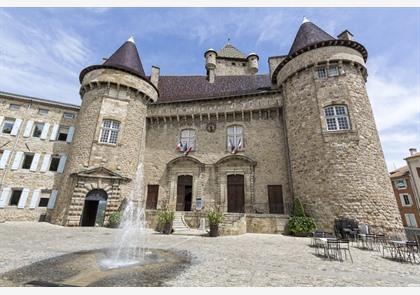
{"left": 0, "top": 19, "right": 404, "bottom": 235}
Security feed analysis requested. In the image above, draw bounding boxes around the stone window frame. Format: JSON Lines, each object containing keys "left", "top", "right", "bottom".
{"left": 314, "top": 62, "right": 343, "bottom": 80}
{"left": 21, "top": 152, "right": 35, "bottom": 170}
{"left": 99, "top": 119, "right": 121, "bottom": 145}
{"left": 63, "top": 112, "right": 75, "bottom": 120}
{"left": 56, "top": 125, "right": 70, "bottom": 141}
{"left": 32, "top": 122, "right": 45, "bottom": 138}
{"left": 179, "top": 128, "right": 197, "bottom": 152}
{"left": 395, "top": 179, "right": 407, "bottom": 190}
{"left": 226, "top": 124, "right": 245, "bottom": 152}
{"left": 323, "top": 105, "right": 350, "bottom": 131}
{"left": 1, "top": 117, "right": 15, "bottom": 134}
{"left": 399, "top": 193, "right": 413, "bottom": 207}
{"left": 38, "top": 108, "right": 49, "bottom": 115}
{"left": 9, "top": 188, "right": 23, "bottom": 206}
{"left": 9, "top": 104, "right": 21, "bottom": 110}
{"left": 405, "top": 213, "right": 418, "bottom": 227}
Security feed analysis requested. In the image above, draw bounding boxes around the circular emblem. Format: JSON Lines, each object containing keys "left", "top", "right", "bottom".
{"left": 206, "top": 122, "right": 216, "bottom": 133}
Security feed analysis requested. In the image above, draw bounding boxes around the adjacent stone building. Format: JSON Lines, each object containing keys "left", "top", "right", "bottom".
{"left": 0, "top": 19, "right": 404, "bottom": 234}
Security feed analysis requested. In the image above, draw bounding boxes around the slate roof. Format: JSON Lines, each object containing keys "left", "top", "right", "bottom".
{"left": 289, "top": 21, "right": 335, "bottom": 55}
{"left": 217, "top": 44, "right": 247, "bottom": 59}
{"left": 156, "top": 75, "right": 272, "bottom": 103}
{"left": 79, "top": 38, "right": 147, "bottom": 83}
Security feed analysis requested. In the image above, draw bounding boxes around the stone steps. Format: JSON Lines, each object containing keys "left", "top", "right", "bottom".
{"left": 172, "top": 212, "right": 190, "bottom": 232}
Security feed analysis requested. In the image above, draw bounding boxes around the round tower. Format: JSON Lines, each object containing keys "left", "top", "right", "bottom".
{"left": 51, "top": 37, "right": 158, "bottom": 226}
{"left": 273, "top": 19, "right": 403, "bottom": 234}
{"left": 247, "top": 53, "right": 259, "bottom": 74}
{"left": 204, "top": 48, "right": 217, "bottom": 70}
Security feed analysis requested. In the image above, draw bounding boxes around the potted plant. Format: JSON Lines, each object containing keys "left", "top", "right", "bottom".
{"left": 207, "top": 210, "right": 224, "bottom": 237}
{"left": 157, "top": 209, "right": 175, "bottom": 234}
{"left": 287, "top": 198, "right": 316, "bottom": 237}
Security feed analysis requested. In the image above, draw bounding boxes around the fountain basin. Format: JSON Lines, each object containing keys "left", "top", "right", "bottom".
{"left": 0, "top": 248, "right": 190, "bottom": 287}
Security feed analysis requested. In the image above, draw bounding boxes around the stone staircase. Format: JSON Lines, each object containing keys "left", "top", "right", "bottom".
{"left": 172, "top": 212, "right": 191, "bottom": 233}
{"left": 219, "top": 213, "right": 247, "bottom": 235}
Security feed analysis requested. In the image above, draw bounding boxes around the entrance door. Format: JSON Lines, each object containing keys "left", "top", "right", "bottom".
{"left": 227, "top": 174, "right": 245, "bottom": 213}
{"left": 81, "top": 189, "right": 108, "bottom": 226}
{"left": 268, "top": 185, "right": 284, "bottom": 214}
{"left": 146, "top": 185, "right": 159, "bottom": 209}
{"left": 176, "top": 175, "right": 193, "bottom": 211}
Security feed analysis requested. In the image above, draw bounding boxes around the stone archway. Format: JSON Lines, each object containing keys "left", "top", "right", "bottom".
{"left": 81, "top": 189, "right": 108, "bottom": 227}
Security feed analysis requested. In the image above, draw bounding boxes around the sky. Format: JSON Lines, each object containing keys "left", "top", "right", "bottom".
{"left": 0, "top": 7, "right": 419, "bottom": 171}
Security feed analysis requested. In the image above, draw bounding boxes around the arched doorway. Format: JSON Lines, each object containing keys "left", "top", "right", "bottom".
{"left": 227, "top": 174, "right": 245, "bottom": 213}
{"left": 81, "top": 189, "right": 108, "bottom": 226}
{"left": 176, "top": 175, "right": 193, "bottom": 211}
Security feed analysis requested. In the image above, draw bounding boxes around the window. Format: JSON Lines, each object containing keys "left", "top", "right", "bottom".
{"left": 63, "top": 112, "right": 75, "bottom": 119}
{"left": 32, "top": 122, "right": 44, "bottom": 138}
{"left": 49, "top": 155, "right": 60, "bottom": 172}
{"left": 232, "top": 62, "right": 236, "bottom": 65}
{"left": 9, "top": 104, "right": 21, "bottom": 110}
{"left": 400, "top": 194, "right": 412, "bottom": 206}
{"left": 417, "top": 168, "right": 420, "bottom": 178}
{"left": 317, "top": 65, "right": 340, "bottom": 79}
{"left": 38, "top": 190, "right": 50, "bottom": 207}
{"left": 395, "top": 179, "right": 407, "bottom": 189}
{"left": 99, "top": 120, "right": 120, "bottom": 144}
{"left": 9, "top": 189, "right": 23, "bottom": 206}
{"left": 227, "top": 125, "right": 244, "bottom": 152}
{"left": 146, "top": 185, "right": 159, "bottom": 210}
{"left": 56, "top": 126, "right": 69, "bottom": 141}
{"left": 324, "top": 105, "right": 350, "bottom": 131}
{"left": 180, "top": 129, "right": 196, "bottom": 151}
{"left": 21, "top": 153, "right": 34, "bottom": 169}
{"left": 405, "top": 213, "right": 418, "bottom": 227}
{"left": 2, "top": 118, "right": 15, "bottom": 134}
{"left": 38, "top": 108, "right": 49, "bottom": 115}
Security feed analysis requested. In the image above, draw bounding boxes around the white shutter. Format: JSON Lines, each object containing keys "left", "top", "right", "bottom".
{"left": 66, "top": 126, "right": 75, "bottom": 143}
{"left": 23, "top": 120, "right": 34, "bottom": 137}
{"left": 0, "top": 150, "right": 11, "bottom": 169}
{"left": 0, "top": 116, "right": 4, "bottom": 129}
{"left": 57, "top": 155, "right": 67, "bottom": 173}
{"left": 29, "top": 153, "right": 41, "bottom": 171}
{"left": 11, "top": 151, "right": 24, "bottom": 170}
{"left": 40, "top": 154, "right": 51, "bottom": 172}
{"left": 40, "top": 123, "right": 50, "bottom": 140}
{"left": 49, "top": 124, "right": 59, "bottom": 141}
{"left": 0, "top": 188, "right": 12, "bottom": 208}
{"left": 29, "top": 189, "right": 41, "bottom": 209}
{"left": 10, "top": 118, "right": 22, "bottom": 136}
{"left": 17, "top": 188, "right": 30, "bottom": 209}
{"left": 47, "top": 190, "right": 58, "bottom": 209}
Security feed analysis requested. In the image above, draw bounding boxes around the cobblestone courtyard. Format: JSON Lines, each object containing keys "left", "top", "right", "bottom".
{"left": 0, "top": 222, "right": 419, "bottom": 287}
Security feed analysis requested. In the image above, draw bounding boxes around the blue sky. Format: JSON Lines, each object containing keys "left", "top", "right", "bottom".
{"left": 0, "top": 7, "right": 419, "bottom": 170}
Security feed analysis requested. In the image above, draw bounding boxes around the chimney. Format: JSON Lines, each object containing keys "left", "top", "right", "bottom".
{"left": 337, "top": 30, "right": 354, "bottom": 41}
{"left": 409, "top": 148, "right": 417, "bottom": 156}
{"left": 150, "top": 66, "right": 160, "bottom": 88}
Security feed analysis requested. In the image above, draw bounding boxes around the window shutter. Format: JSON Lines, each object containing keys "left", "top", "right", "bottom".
{"left": 66, "top": 126, "right": 75, "bottom": 143}
{"left": 0, "top": 116, "right": 4, "bottom": 128}
{"left": 0, "top": 150, "right": 11, "bottom": 169}
{"left": 29, "top": 153, "right": 41, "bottom": 171}
{"left": 11, "top": 151, "right": 24, "bottom": 170}
{"left": 29, "top": 189, "right": 41, "bottom": 209}
{"left": 18, "top": 188, "right": 30, "bottom": 209}
{"left": 49, "top": 124, "right": 59, "bottom": 140}
{"left": 40, "top": 154, "right": 51, "bottom": 172}
{"left": 40, "top": 123, "right": 50, "bottom": 140}
{"left": 23, "top": 120, "right": 34, "bottom": 137}
{"left": 57, "top": 155, "right": 67, "bottom": 173}
{"left": 47, "top": 190, "right": 58, "bottom": 209}
{"left": 0, "top": 188, "right": 12, "bottom": 208}
{"left": 10, "top": 118, "right": 23, "bottom": 136}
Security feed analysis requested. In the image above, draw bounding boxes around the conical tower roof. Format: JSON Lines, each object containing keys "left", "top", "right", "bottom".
{"left": 217, "top": 43, "right": 246, "bottom": 59}
{"left": 80, "top": 36, "right": 147, "bottom": 83}
{"left": 288, "top": 18, "right": 335, "bottom": 55}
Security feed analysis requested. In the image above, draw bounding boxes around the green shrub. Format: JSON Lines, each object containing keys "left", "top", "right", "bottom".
{"left": 287, "top": 216, "right": 316, "bottom": 236}
{"left": 108, "top": 211, "right": 123, "bottom": 228}
{"left": 157, "top": 210, "right": 175, "bottom": 225}
{"left": 207, "top": 210, "right": 224, "bottom": 226}
{"left": 291, "top": 198, "right": 306, "bottom": 217}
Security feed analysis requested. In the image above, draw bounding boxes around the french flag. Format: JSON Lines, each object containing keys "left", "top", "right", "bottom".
{"left": 232, "top": 138, "right": 242, "bottom": 154}
{"left": 176, "top": 141, "right": 183, "bottom": 152}
{"left": 184, "top": 146, "right": 193, "bottom": 155}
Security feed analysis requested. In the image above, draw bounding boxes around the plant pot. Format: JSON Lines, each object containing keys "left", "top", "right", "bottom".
{"left": 162, "top": 222, "right": 173, "bottom": 234}
{"left": 209, "top": 224, "right": 219, "bottom": 237}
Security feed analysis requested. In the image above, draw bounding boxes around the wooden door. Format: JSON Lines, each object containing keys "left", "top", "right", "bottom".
{"left": 176, "top": 175, "right": 192, "bottom": 211}
{"left": 227, "top": 175, "right": 245, "bottom": 213}
{"left": 146, "top": 185, "right": 159, "bottom": 209}
{"left": 268, "top": 185, "right": 284, "bottom": 214}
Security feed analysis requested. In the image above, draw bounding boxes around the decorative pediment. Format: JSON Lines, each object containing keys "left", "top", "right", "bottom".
{"left": 167, "top": 156, "right": 205, "bottom": 169}
{"left": 72, "top": 166, "right": 130, "bottom": 181}
{"left": 216, "top": 155, "right": 257, "bottom": 167}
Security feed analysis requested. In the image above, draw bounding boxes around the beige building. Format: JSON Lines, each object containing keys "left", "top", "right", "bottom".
{"left": 0, "top": 19, "right": 404, "bottom": 234}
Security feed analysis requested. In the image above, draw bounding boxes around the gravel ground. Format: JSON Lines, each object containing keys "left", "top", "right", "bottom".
{"left": 0, "top": 222, "right": 419, "bottom": 287}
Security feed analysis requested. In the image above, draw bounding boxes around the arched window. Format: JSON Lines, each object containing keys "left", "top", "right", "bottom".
{"left": 179, "top": 129, "right": 196, "bottom": 151}
{"left": 227, "top": 125, "right": 244, "bottom": 153}
{"left": 324, "top": 105, "right": 350, "bottom": 131}
{"left": 99, "top": 119, "right": 120, "bottom": 144}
